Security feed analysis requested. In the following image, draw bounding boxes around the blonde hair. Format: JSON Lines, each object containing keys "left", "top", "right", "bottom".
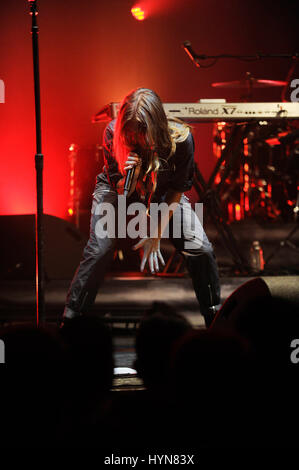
{"left": 113, "top": 88, "right": 190, "bottom": 201}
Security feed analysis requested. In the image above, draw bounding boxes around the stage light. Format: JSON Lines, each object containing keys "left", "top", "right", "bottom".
{"left": 235, "top": 204, "right": 241, "bottom": 221}
{"left": 131, "top": 6, "right": 145, "bottom": 21}
{"left": 68, "top": 208, "right": 73, "bottom": 216}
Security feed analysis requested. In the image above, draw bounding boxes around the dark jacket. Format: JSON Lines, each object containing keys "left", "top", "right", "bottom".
{"left": 96, "top": 119, "right": 195, "bottom": 203}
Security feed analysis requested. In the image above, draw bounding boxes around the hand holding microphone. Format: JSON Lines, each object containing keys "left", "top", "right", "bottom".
{"left": 123, "top": 152, "right": 142, "bottom": 197}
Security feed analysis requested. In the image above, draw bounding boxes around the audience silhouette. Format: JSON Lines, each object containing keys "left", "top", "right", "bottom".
{"left": 1, "top": 294, "right": 298, "bottom": 450}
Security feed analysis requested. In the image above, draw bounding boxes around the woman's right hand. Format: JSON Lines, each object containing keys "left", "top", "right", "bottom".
{"left": 124, "top": 152, "right": 142, "bottom": 175}
{"left": 117, "top": 152, "right": 142, "bottom": 196}
{"left": 123, "top": 152, "right": 142, "bottom": 195}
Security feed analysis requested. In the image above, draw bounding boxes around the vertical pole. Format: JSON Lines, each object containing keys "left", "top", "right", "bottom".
{"left": 28, "top": 0, "right": 45, "bottom": 326}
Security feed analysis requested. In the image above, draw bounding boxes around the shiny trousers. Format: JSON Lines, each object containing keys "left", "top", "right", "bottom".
{"left": 63, "top": 183, "right": 221, "bottom": 326}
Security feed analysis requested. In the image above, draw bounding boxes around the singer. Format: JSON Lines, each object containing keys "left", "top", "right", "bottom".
{"left": 62, "top": 88, "right": 221, "bottom": 327}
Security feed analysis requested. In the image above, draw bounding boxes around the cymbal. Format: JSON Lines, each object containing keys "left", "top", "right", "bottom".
{"left": 211, "top": 78, "right": 287, "bottom": 88}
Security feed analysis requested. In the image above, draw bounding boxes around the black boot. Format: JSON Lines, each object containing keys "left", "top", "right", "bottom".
{"left": 202, "top": 306, "right": 218, "bottom": 328}
{"left": 184, "top": 251, "right": 221, "bottom": 327}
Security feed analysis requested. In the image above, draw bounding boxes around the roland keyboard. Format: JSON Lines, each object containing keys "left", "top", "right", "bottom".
{"left": 92, "top": 102, "right": 299, "bottom": 123}
{"left": 163, "top": 102, "right": 299, "bottom": 122}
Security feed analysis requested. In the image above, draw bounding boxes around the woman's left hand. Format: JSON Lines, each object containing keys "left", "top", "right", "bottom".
{"left": 132, "top": 237, "right": 165, "bottom": 274}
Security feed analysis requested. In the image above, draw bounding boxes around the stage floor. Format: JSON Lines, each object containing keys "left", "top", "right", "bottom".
{"left": 0, "top": 274, "right": 255, "bottom": 326}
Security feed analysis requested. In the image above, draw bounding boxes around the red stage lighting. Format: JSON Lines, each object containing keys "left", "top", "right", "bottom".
{"left": 131, "top": 6, "right": 146, "bottom": 21}
{"left": 235, "top": 204, "right": 241, "bottom": 221}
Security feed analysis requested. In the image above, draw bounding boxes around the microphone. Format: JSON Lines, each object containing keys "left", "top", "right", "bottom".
{"left": 123, "top": 166, "right": 136, "bottom": 197}
{"left": 182, "top": 41, "right": 200, "bottom": 68}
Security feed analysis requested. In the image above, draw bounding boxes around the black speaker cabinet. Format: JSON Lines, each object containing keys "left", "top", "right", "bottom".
{"left": 212, "top": 276, "right": 299, "bottom": 328}
{"left": 0, "top": 214, "right": 88, "bottom": 280}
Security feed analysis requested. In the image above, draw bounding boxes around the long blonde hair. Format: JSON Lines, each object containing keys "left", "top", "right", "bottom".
{"left": 113, "top": 88, "right": 190, "bottom": 201}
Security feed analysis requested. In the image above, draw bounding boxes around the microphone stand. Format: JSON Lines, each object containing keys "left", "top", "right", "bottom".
{"left": 182, "top": 41, "right": 299, "bottom": 70}
{"left": 28, "top": 0, "right": 45, "bottom": 326}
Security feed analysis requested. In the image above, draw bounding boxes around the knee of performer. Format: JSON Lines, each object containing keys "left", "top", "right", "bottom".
{"left": 84, "top": 237, "right": 115, "bottom": 258}
{"left": 181, "top": 240, "right": 214, "bottom": 257}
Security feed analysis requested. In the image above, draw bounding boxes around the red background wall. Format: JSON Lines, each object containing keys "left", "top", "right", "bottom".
{"left": 0, "top": 0, "right": 297, "bottom": 218}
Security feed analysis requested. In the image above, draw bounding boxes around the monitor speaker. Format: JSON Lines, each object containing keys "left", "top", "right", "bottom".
{"left": 0, "top": 214, "right": 87, "bottom": 280}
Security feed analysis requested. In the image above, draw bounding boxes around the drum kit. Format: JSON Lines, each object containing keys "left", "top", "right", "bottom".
{"left": 210, "top": 72, "right": 299, "bottom": 224}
